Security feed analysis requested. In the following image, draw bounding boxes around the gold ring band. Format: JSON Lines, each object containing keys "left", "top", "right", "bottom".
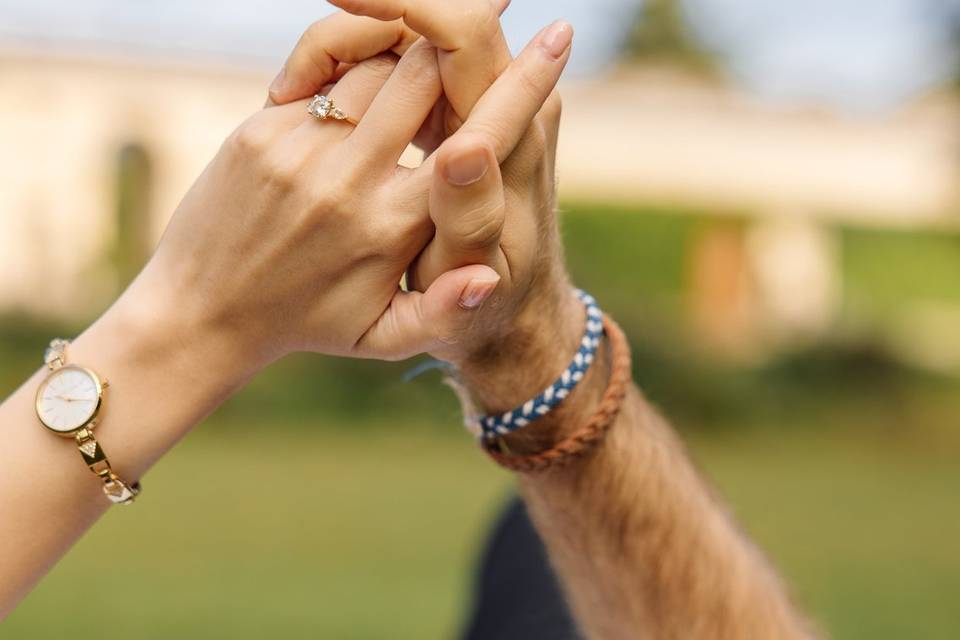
{"left": 307, "top": 94, "right": 359, "bottom": 126}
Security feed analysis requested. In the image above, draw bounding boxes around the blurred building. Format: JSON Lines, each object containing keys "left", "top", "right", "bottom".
{"left": 1, "top": 44, "right": 959, "bottom": 365}
{"left": 558, "top": 67, "right": 960, "bottom": 363}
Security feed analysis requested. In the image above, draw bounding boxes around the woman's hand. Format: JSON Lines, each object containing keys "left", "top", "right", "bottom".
{"left": 130, "top": 39, "right": 498, "bottom": 372}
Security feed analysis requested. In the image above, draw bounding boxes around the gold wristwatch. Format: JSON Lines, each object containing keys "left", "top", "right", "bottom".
{"left": 35, "top": 338, "right": 141, "bottom": 505}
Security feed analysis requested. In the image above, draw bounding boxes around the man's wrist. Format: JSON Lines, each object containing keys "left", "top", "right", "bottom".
{"left": 455, "top": 283, "right": 611, "bottom": 453}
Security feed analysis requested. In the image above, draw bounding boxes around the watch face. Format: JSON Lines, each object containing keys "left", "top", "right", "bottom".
{"left": 36, "top": 366, "right": 102, "bottom": 434}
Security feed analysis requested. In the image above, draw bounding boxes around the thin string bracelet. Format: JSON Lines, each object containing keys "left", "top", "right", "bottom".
{"left": 466, "top": 289, "right": 604, "bottom": 441}
{"left": 483, "top": 313, "right": 631, "bottom": 472}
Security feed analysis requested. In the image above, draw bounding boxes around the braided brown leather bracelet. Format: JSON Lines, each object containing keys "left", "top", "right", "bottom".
{"left": 482, "top": 314, "right": 632, "bottom": 472}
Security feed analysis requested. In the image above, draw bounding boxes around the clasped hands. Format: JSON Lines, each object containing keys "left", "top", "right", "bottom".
{"left": 127, "top": 0, "right": 583, "bottom": 413}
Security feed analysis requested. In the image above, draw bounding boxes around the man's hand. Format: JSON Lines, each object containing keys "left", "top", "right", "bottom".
{"left": 355, "top": 20, "right": 577, "bottom": 372}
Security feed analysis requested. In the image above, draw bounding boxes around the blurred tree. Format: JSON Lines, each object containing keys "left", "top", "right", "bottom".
{"left": 951, "top": 5, "right": 960, "bottom": 89}
{"left": 109, "top": 143, "right": 153, "bottom": 290}
{"left": 926, "top": 0, "right": 960, "bottom": 89}
{"left": 625, "top": 0, "right": 717, "bottom": 73}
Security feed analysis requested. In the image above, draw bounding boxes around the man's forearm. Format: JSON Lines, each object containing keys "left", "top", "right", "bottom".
{"left": 460, "top": 315, "right": 816, "bottom": 639}
{"left": 520, "top": 379, "right": 815, "bottom": 639}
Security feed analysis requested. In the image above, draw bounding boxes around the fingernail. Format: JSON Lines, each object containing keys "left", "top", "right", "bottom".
{"left": 459, "top": 277, "right": 500, "bottom": 310}
{"left": 540, "top": 20, "right": 573, "bottom": 59}
{"left": 444, "top": 146, "right": 489, "bottom": 186}
{"left": 269, "top": 66, "right": 287, "bottom": 97}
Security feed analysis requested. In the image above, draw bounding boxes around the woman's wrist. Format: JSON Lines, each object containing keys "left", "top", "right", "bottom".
{"left": 128, "top": 264, "right": 280, "bottom": 372}
{"left": 63, "top": 280, "right": 262, "bottom": 478}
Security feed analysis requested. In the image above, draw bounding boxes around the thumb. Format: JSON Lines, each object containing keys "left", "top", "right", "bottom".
{"left": 355, "top": 265, "right": 500, "bottom": 361}
{"left": 408, "top": 135, "right": 509, "bottom": 292}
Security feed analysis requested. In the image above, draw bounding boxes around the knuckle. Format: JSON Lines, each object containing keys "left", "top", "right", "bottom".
{"left": 451, "top": 203, "right": 505, "bottom": 251}
{"left": 516, "top": 65, "right": 548, "bottom": 103}
{"left": 465, "top": 2, "right": 499, "bottom": 42}
{"left": 365, "top": 207, "right": 422, "bottom": 256}
{"left": 229, "top": 118, "right": 273, "bottom": 156}
{"left": 430, "top": 313, "right": 464, "bottom": 348}
{"left": 302, "top": 18, "right": 330, "bottom": 48}
{"left": 355, "top": 52, "right": 400, "bottom": 81}
{"left": 375, "top": 42, "right": 439, "bottom": 108}
{"left": 262, "top": 151, "right": 302, "bottom": 190}
{"left": 433, "top": 310, "right": 479, "bottom": 349}
{"left": 307, "top": 187, "right": 343, "bottom": 221}
{"left": 354, "top": 213, "right": 391, "bottom": 249}
{"left": 356, "top": 218, "right": 385, "bottom": 250}
{"left": 305, "top": 173, "right": 354, "bottom": 221}
{"left": 435, "top": 330, "right": 461, "bottom": 347}
{"left": 461, "top": 123, "right": 507, "bottom": 162}
{"left": 399, "top": 41, "right": 440, "bottom": 84}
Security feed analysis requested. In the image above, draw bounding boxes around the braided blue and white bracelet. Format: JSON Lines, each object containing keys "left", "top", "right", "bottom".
{"left": 469, "top": 289, "right": 604, "bottom": 440}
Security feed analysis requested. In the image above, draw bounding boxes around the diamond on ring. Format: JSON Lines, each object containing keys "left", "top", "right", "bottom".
{"left": 307, "top": 95, "right": 354, "bottom": 125}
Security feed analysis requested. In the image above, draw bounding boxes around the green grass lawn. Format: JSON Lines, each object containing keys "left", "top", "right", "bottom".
{"left": 4, "top": 420, "right": 959, "bottom": 639}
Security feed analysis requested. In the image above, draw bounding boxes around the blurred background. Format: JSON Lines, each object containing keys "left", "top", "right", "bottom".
{"left": 2, "top": 0, "right": 959, "bottom": 637}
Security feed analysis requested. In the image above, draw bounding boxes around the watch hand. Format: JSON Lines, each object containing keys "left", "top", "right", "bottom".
{"left": 54, "top": 395, "right": 88, "bottom": 403}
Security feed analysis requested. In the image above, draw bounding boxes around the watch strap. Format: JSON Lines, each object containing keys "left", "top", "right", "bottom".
{"left": 43, "top": 338, "right": 142, "bottom": 505}
{"left": 44, "top": 338, "right": 70, "bottom": 371}
{"left": 75, "top": 428, "right": 140, "bottom": 504}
